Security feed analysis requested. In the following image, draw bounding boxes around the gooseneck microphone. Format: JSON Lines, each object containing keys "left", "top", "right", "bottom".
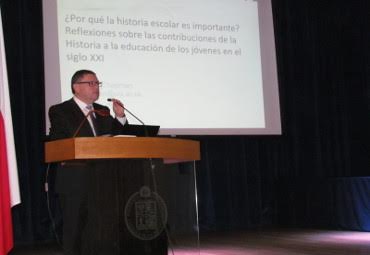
{"left": 72, "top": 109, "right": 110, "bottom": 138}
{"left": 107, "top": 98, "right": 148, "bottom": 137}
{"left": 107, "top": 98, "right": 145, "bottom": 125}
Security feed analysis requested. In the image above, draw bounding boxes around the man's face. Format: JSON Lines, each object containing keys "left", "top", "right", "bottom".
{"left": 73, "top": 73, "right": 100, "bottom": 104}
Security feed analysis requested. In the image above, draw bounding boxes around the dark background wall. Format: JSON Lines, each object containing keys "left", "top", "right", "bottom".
{"left": 1, "top": 0, "right": 370, "bottom": 244}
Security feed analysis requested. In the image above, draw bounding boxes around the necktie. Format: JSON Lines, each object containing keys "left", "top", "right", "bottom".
{"left": 86, "top": 105, "right": 99, "bottom": 136}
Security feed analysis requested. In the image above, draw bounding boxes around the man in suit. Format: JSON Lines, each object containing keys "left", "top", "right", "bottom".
{"left": 48, "top": 69, "right": 127, "bottom": 255}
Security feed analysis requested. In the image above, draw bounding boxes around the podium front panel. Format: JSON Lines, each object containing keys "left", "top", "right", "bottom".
{"left": 83, "top": 158, "right": 199, "bottom": 255}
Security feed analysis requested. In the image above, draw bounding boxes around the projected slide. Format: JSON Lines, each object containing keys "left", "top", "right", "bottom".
{"left": 44, "top": 0, "right": 281, "bottom": 135}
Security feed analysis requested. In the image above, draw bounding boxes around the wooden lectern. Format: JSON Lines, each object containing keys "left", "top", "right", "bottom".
{"left": 45, "top": 137, "right": 200, "bottom": 163}
{"left": 45, "top": 137, "right": 200, "bottom": 255}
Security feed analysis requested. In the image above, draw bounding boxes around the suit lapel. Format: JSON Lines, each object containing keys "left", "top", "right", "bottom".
{"left": 67, "top": 99, "right": 95, "bottom": 137}
{"left": 92, "top": 103, "right": 108, "bottom": 136}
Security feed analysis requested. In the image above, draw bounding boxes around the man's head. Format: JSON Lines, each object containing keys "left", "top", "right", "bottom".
{"left": 71, "top": 69, "right": 101, "bottom": 104}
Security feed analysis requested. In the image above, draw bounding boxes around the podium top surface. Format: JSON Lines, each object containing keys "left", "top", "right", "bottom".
{"left": 45, "top": 137, "right": 200, "bottom": 163}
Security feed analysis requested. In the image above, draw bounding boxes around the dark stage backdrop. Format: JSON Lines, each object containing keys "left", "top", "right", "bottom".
{"left": 1, "top": 0, "right": 370, "bottom": 244}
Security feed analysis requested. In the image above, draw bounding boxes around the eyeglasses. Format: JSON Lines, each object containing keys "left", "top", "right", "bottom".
{"left": 75, "top": 81, "right": 103, "bottom": 87}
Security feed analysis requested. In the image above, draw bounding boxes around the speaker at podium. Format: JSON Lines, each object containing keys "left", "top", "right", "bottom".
{"left": 45, "top": 137, "right": 200, "bottom": 254}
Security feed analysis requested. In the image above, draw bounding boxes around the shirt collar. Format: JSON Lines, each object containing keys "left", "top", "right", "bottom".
{"left": 73, "top": 96, "right": 93, "bottom": 111}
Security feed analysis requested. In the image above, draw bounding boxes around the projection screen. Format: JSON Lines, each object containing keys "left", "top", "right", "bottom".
{"left": 43, "top": 0, "right": 281, "bottom": 135}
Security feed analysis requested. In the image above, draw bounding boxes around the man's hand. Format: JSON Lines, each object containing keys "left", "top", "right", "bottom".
{"left": 110, "top": 98, "right": 125, "bottom": 118}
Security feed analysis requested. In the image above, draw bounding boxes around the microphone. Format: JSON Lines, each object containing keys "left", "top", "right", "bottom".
{"left": 107, "top": 98, "right": 148, "bottom": 137}
{"left": 107, "top": 98, "right": 145, "bottom": 125}
{"left": 72, "top": 109, "right": 110, "bottom": 138}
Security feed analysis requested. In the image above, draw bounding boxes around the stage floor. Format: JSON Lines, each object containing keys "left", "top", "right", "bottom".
{"left": 9, "top": 229, "right": 370, "bottom": 255}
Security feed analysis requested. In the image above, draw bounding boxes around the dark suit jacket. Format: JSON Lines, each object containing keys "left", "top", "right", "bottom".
{"left": 48, "top": 98, "right": 127, "bottom": 194}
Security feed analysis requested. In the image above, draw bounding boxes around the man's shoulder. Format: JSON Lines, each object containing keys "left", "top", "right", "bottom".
{"left": 51, "top": 98, "right": 75, "bottom": 107}
{"left": 49, "top": 99, "right": 76, "bottom": 113}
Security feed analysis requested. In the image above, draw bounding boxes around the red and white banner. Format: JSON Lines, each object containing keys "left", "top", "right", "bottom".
{"left": 0, "top": 9, "right": 21, "bottom": 255}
